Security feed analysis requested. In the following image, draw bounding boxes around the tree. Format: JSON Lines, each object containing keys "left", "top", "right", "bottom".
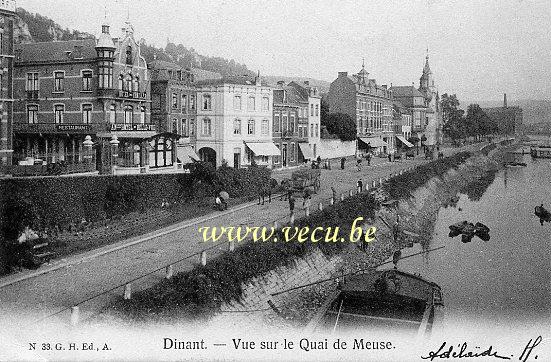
{"left": 466, "top": 104, "right": 493, "bottom": 140}
{"left": 320, "top": 98, "right": 330, "bottom": 124}
{"left": 322, "top": 113, "right": 357, "bottom": 141}
{"left": 441, "top": 93, "right": 460, "bottom": 124}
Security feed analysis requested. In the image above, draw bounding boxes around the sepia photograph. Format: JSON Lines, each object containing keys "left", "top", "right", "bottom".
{"left": 0, "top": 0, "right": 549, "bottom": 360}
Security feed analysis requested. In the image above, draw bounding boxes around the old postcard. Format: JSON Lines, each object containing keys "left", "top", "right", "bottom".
{"left": 0, "top": 0, "right": 549, "bottom": 361}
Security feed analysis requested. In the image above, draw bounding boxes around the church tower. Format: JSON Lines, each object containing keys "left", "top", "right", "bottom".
{"left": 419, "top": 54, "right": 435, "bottom": 96}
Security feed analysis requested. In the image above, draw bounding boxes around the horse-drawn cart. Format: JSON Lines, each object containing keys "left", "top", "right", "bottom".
{"left": 285, "top": 169, "right": 321, "bottom": 196}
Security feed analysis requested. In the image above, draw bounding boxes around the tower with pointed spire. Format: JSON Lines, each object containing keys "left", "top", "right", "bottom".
{"left": 417, "top": 51, "right": 442, "bottom": 146}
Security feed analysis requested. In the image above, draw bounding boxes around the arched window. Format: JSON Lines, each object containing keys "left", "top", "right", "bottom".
{"left": 126, "top": 45, "right": 133, "bottom": 65}
{"left": 118, "top": 74, "right": 124, "bottom": 90}
{"left": 134, "top": 76, "right": 140, "bottom": 92}
{"left": 124, "top": 105, "right": 133, "bottom": 124}
{"left": 125, "top": 74, "right": 133, "bottom": 92}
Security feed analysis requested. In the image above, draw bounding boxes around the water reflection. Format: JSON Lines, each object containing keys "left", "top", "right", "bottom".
{"left": 382, "top": 154, "right": 551, "bottom": 335}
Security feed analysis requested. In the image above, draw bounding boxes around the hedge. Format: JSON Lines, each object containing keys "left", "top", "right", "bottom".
{"left": 111, "top": 192, "right": 380, "bottom": 322}
{"left": 383, "top": 151, "right": 472, "bottom": 200}
{"left": 0, "top": 162, "right": 271, "bottom": 251}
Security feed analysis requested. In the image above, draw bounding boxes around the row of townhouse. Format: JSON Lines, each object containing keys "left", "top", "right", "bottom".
{"left": 326, "top": 57, "right": 443, "bottom": 155}
{"left": 4, "top": 19, "right": 321, "bottom": 174}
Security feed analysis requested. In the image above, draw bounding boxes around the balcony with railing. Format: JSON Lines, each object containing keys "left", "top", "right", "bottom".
{"left": 117, "top": 90, "right": 147, "bottom": 100}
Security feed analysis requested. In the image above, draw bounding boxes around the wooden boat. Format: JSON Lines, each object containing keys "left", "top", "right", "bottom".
{"left": 535, "top": 205, "right": 551, "bottom": 222}
{"left": 449, "top": 221, "right": 490, "bottom": 241}
{"left": 504, "top": 161, "right": 527, "bottom": 167}
{"left": 530, "top": 145, "right": 551, "bottom": 158}
{"left": 304, "top": 269, "right": 444, "bottom": 338}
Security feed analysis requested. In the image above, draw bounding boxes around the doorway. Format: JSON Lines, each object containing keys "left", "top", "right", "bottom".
{"left": 282, "top": 143, "right": 288, "bottom": 167}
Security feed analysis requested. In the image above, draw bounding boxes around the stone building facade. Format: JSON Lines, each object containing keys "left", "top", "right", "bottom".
{"left": 326, "top": 62, "right": 395, "bottom": 155}
{"left": 194, "top": 75, "right": 278, "bottom": 168}
{"left": 12, "top": 20, "right": 157, "bottom": 173}
{"left": 150, "top": 60, "right": 199, "bottom": 165}
{"left": 288, "top": 81, "right": 321, "bottom": 159}
{"left": 0, "top": 0, "right": 15, "bottom": 172}
{"left": 272, "top": 82, "right": 309, "bottom": 168}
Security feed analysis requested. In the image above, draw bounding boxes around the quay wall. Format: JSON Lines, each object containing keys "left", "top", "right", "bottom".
{"left": 205, "top": 147, "right": 511, "bottom": 331}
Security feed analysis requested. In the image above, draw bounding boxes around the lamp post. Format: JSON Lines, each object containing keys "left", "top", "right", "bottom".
{"left": 82, "top": 135, "right": 94, "bottom": 165}
{"left": 110, "top": 135, "right": 120, "bottom": 171}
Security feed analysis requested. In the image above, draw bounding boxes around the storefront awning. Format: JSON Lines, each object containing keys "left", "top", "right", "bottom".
{"left": 245, "top": 142, "right": 281, "bottom": 156}
{"left": 177, "top": 146, "right": 200, "bottom": 164}
{"left": 396, "top": 135, "right": 414, "bottom": 148}
{"left": 359, "top": 137, "right": 388, "bottom": 148}
{"left": 298, "top": 143, "right": 314, "bottom": 160}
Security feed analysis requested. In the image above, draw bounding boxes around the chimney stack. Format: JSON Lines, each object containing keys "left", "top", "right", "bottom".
{"left": 503, "top": 93, "right": 507, "bottom": 108}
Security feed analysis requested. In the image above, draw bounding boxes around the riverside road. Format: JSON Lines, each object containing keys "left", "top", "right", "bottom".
{"left": 0, "top": 143, "right": 486, "bottom": 329}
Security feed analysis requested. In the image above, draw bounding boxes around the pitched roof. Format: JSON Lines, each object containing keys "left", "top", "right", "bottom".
{"left": 191, "top": 68, "right": 222, "bottom": 82}
{"left": 194, "top": 75, "right": 268, "bottom": 87}
{"left": 15, "top": 39, "right": 97, "bottom": 63}
{"left": 390, "top": 86, "right": 425, "bottom": 98}
{"left": 273, "top": 86, "right": 304, "bottom": 105}
{"left": 149, "top": 60, "right": 183, "bottom": 71}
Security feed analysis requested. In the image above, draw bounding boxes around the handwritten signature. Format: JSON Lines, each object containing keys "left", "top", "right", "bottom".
{"left": 421, "top": 336, "right": 542, "bottom": 361}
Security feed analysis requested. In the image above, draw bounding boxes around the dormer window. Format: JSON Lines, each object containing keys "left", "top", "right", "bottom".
{"left": 126, "top": 45, "right": 133, "bottom": 65}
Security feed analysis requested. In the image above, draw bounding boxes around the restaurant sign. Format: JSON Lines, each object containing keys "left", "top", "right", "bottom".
{"left": 56, "top": 124, "right": 92, "bottom": 132}
{"left": 110, "top": 124, "right": 156, "bottom": 132}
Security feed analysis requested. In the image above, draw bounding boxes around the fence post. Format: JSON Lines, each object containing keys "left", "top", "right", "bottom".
{"left": 349, "top": 189, "right": 354, "bottom": 197}
{"left": 340, "top": 193, "right": 345, "bottom": 201}
{"left": 372, "top": 180, "right": 376, "bottom": 188}
{"left": 273, "top": 221, "right": 278, "bottom": 229}
{"left": 318, "top": 202, "right": 323, "bottom": 211}
{"left": 228, "top": 240, "right": 235, "bottom": 252}
{"left": 70, "top": 306, "right": 79, "bottom": 326}
{"left": 165, "top": 265, "right": 174, "bottom": 279}
{"left": 330, "top": 197, "right": 335, "bottom": 205}
{"left": 200, "top": 251, "right": 207, "bottom": 266}
{"left": 124, "top": 283, "right": 132, "bottom": 300}
{"left": 305, "top": 206, "right": 310, "bottom": 217}
{"left": 365, "top": 183, "right": 369, "bottom": 192}
{"left": 290, "top": 212, "right": 295, "bottom": 224}
{"left": 379, "top": 177, "right": 383, "bottom": 185}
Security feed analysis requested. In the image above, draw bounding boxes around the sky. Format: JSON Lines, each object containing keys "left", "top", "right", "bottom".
{"left": 17, "top": 0, "right": 551, "bottom": 103}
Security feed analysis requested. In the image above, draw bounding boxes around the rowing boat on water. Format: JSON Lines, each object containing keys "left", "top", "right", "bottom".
{"left": 304, "top": 269, "right": 444, "bottom": 338}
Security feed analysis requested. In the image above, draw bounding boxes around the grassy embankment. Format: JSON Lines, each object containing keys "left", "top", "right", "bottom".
{"left": 106, "top": 151, "right": 474, "bottom": 323}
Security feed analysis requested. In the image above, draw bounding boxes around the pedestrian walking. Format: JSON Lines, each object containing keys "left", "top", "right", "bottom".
{"left": 367, "top": 152, "right": 372, "bottom": 166}
{"left": 388, "top": 153, "right": 392, "bottom": 162}
{"left": 356, "top": 158, "right": 362, "bottom": 172}
{"left": 289, "top": 194, "right": 296, "bottom": 220}
{"left": 303, "top": 192, "right": 311, "bottom": 212}
{"left": 357, "top": 180, "right": 363, "bottom": 193}
{"left": 341, "top": 157, "right": 346, "bottom": 170}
